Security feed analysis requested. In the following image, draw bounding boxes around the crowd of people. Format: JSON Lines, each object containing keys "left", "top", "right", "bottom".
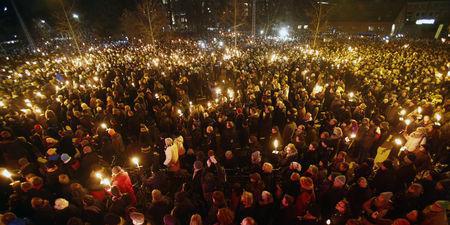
{"left": 0, "top": 35, "right": 449, "bottom": 225}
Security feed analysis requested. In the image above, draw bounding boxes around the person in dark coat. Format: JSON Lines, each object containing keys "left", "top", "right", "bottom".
{"left": 82, "top": 195, "right": 105, "bottom": 225}
{"left": 30, "top": 197, "right": 55, "bottom": 225}
{"left": 79, "top": 146, "right": 100, "bottom": 184}
{"left": 147, "top": 189, "right": 171, "bottom": 225}
{"left": 274, "top": 194, "right": 298, "bottom": 225}
{"left": 372, "top": 160, "right": 397, "bottom": 194}
{"left": 207, "top": 191, "right": 227, "bottom": 225}
{"left": 347, "top": 177, "right": 372, "bottom": 218}
{"left": 329, "top": 200, "right": 351, "bottom": 225}
{"left": 0, "top": 128, "right": 31, "bottom": 169}
{"left": 107, "top": 186, "right": 132, "bottom": 217}
{"left": 172, "top": 191, "right": 196, "bottom": 225}
{"left": 396, "top": 153, "right": 417, "bottom": 190}
{"left": 256, "top": 191, "right": 275, "bottom": 225}
{"left": 320, "top": 175, "right": 348, "bottom": 218}
{"left": 235, "top": 191, "right": 257, "bottom": 223}
{"left": 392, "top": 183, "right": 424, "bottom": 218}
{"left": 53, "top": 198, "right": 81, "bottom": 225}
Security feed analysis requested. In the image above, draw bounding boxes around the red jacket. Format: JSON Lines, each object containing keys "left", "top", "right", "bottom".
{"left": 112, "top": 172, "right": 137, "bottom": 205}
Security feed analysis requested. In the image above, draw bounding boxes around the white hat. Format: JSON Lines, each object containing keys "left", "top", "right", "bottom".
{"left": 54, "top": 198, "right": 69, "bottom": 210}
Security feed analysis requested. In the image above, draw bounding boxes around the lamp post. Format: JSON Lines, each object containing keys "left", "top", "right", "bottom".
{"left": 312, "top": 1, "right": 329, "bottom": 49}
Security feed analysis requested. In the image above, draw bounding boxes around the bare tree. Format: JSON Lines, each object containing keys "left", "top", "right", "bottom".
{"left": 120, "top": 0, "right": 168, "bottom": 44}
{"left": 307, "top": 1, "right": 333, "bottom": 48}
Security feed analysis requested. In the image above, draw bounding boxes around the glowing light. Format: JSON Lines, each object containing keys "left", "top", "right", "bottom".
{"left": 131, "top": 157, "right": 140, "bottom": 167}
{"left": 278, "top": 27, "right": 289, "bottom": 40}
{"left": 100, "top": 178, "right": 110, "bottom": 186}
{"left": 95, "top": 172, "right": 103, "bottom": 179}
{"left": 405, "top": 119, "right": 411, "bottom": 126}
{"left": 215, "top": 87, "right": 222, "bottom": 95}
{"left": 313, "top": 85, "right": 323, "bottom": 94}
{"left": 326, "top": 219, "right": 331, "bottom": 225}
{"left": 415, "top": 19, "right": 435, "bottom": 25}
{"left": 273, "top": 140, "right": 279, "bottom": 149}
{"left": 100, "top": 123, "right": 108, "bottom": 129}
{"left": 417, "top": 107, "right": 422, "bottom": 114}
{"left": 34, "top": 108, "right": 42, "bottom": 114}
{"left": 227, "top": 89, "right": 234, "bottom": 99}
{"left": 93, "top": 76, "right": 99, "bottom": 82}
{"left": 1, "top": 169, "right": 12, "bottom": 179}
{"left": 0, "top": 101, "right": 4, "bottom": 107}
{"left": 399, "top": 109, "right": 406, "bottom": 116}
{"left": 155, "top": 93, "right": 159, "bottom": 99}
{"left": 348, "top": 92, "right": 354, "bottom": 98}
{"left": 435, "top": 113, "right": 441, "bottom": 121}
{"left": 177, "top": 109, "right": 183, "bottom": 116}
{"left": 350, "top": 133, "right": 356, "bottom": 139}
{"left": 394, "top": 138, "right": 402, "bottom": 146}
{"left": 72, "top": 13, "right": 79, "bottom": 19}
{"left": 207, "top": 102, "right": 212, "bottom": 108}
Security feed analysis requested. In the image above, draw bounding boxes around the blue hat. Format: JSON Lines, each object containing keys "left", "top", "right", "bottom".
{"left": 60, "top": 153, "right": 71, "bottom": 164}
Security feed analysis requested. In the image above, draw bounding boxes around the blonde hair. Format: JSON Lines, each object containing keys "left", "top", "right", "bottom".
{"left": 262, "top": 162, "right": 273, "bottom": 173}
{"left": 190, "top": 214, "right": 203, "bottom": 225}
{"left": 241, "top": 191, "right": 254, "bottom": 206}
{"left": 217, "top": 208, "right": 234, "bottom": 225}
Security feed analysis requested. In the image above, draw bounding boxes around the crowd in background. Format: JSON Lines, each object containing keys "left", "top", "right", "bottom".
{"left": 0, "top": 36, "right": 449, "bottom": 225}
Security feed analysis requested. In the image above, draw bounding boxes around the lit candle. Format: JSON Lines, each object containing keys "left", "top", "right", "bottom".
{"left": 95, "top": 172, "right": 103, "bottom": 179}
{"left": 1, "top": 169, "right": 13, "bottom": 182}
{"left": 404, "top": 119, "right": 411, "bottom": 126}
{"left": 131, "top": 157, "right": 140, "bottom": 169}
{"left": 394, "top": 138, "right": 402, "bottom": 146}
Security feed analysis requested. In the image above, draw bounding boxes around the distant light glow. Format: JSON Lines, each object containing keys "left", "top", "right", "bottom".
{"left": 72, "top": 13, "right": 79, "bottom": 19}
{"left": 415, "top": 19, "right": 435, "bottom": 25}
{"left": 278, "top": 27, "right": 289, "bottom": 40}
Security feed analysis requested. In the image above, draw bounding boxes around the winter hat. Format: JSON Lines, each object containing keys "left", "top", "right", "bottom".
{"left": 392, "top": 218, "right": 410, "bottom": 225}
{"left": 60, "top": 153, "right": 71, "bottom": 164}
{"left": 129, "top": 212, "right": 145, "bottom": 225}
{"left": 300, "top": 176, "right": 314, "bottom": 191}
{"left": 334, "top": 175, "right": 347, "bottom": 187}
{"left": 163, "top": 214, "right": 176, "bottom": 225}
{"left": 380, "top": 192, "right": 394, "bottom": 201}
{"left": 45, "top": 137, "right": 59, "bottom": 144}
{"left": 54, "top": 198, "right": 69, "bottom": 210}
{"left": 46, "top": 148, "right": 57, "bottom": 156}
{"left": 164, "top": 138, "right": 173, "bottom": 146}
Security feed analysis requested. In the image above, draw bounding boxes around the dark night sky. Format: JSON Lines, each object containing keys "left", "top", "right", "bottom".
{"left": 0, "top": 0, "right": 408, "bottom": 42}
